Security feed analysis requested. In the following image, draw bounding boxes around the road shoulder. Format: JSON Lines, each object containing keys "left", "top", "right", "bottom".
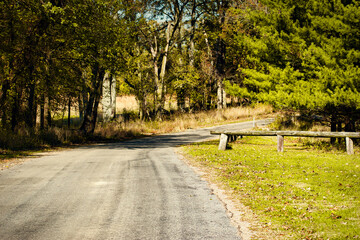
{"left": 175, "top": 147, "right": 257, "bottom": 240}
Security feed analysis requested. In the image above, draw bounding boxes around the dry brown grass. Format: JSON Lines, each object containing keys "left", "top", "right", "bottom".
{"left": 116, "top": 95, "right": 138, "bottom": 112}
{"left": 94, "top": 103, "right": 275, "bottom": 139}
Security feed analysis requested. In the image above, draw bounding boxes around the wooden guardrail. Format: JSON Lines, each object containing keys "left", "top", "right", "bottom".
{"left": 210, "top": 130, "right": 360, "bottom": 154}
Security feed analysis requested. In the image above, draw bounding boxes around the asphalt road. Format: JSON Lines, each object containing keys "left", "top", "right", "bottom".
{"left": 0, "top": 120, "right": 271, "bottom": 240}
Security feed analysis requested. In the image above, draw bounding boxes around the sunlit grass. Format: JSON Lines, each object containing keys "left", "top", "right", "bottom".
{"left": 182, "top": 136, "right": 360, "bottom": 239}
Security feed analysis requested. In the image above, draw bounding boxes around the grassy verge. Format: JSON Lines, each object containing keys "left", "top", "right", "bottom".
{"left": 181, "top": 136, "right": 360, "bottom": 239}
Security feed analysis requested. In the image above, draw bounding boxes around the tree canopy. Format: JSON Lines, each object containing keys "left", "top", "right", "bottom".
{"left": 1, "top": 0, "right": 359, "bottom": 134}
{"left": 222, "top": 0, "right": 360, "bottom": 131}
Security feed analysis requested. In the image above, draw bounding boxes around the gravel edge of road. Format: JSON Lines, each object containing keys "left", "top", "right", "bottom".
{"left": 0, "top": 158, "right": 27, "bottom": 171}
{"left": 174, "top": 147, "right": 254, "bottom": 240}
{"left": 0, "top": 150, "right": 62, "bottom": 171}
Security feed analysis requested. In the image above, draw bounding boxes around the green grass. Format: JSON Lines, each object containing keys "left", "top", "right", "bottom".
{"left": 182, "top": 137, "right": 360, "bottom": 239}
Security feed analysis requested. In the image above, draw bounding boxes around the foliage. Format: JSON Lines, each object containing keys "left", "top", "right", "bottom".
{"left": 1, "top": 0, "right": 359, "bottom": 137}
{"left": 0, "top": 0, "right": 125, "bottom": 134}
{"left": 222, "top": 0, "right": 360, "bottom": 131}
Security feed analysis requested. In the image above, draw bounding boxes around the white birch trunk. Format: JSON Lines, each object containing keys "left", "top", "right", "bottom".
{"left": 102, "top": 72, "right": 112, "bottom": 122}
{"left": 110, "top": 75, "right": 116, "bottom": 119}
{"left": 217, "top": 79, "right": 223, "bottom": 109}
{"left": 150, "top": 36, "right": 160, "bottom": 107}
{"left": 222, "top": 88, "right": 227, "bottom": 109}
{"left": 159, "top": 23, "right": 172, "bottom": 110}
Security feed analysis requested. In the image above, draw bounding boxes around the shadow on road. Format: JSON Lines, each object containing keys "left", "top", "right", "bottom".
{"left": 82, "top": 131, "right": 217, "bottom": 150}
{"left": 78, "top": 119, "right": 273, "bottom": 150}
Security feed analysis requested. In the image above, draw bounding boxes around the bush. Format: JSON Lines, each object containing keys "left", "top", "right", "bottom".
{"left": 0, "top": 129, "right": 40, "bottom": 150}
{"left": 0, "top": 128, "right": 87, "bottom": 151}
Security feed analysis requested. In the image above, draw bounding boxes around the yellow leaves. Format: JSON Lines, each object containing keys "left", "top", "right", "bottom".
{"left": 42, "top": 2, "right": 64, "bottom": 15}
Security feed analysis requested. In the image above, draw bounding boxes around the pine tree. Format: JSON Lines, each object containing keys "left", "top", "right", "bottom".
{"left": 223, "top": 0, "right": 360, "bottom": 131}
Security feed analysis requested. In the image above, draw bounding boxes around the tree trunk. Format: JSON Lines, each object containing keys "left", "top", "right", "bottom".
{"left": 217, "top": 79, "right": 227, "bottom": 109}
{"left": 102, "top": 71, "right": 112, "bottom": 122}
{"left": 136, "top": 66, "right": 146, "bottom": 121}
{"left": 189, "top": 2, "right": 196, "bottom": 67}
{"left": 79, "top": 95, "right": 84, "bottom": 123}
{"left": 2, "top": 6, "right": 15, "bottom": 130}
{"left": 222, "top": 88, "right": 227, "bottom": 109}
{"left": 101, "top": 72, "right": 116, "bottom": 122}
{"left": 80, "top": 63, "right": 105, "bottom": 134}
{"left": 26, "top": 76, "right": 37, "bottom": 130}
{"left": 150, "top": 36, "right": 160, "bottom": 115}
{"left": 0, "top": 79, "right": 10, "bottom": 128}
{"left": 92, "top": 86, "right": 102, "bottom": 130}
{"left": 215, "top": 1, "right": 228, "bottom": 110}
{"left": 40, "top": 94, "right": 45, "bottom": 130}
{"left": 47, "top": 97, "right": 52, "bottom": 127}
{"left": 215, "top": 37, "right": 226, "bottom": 110}
{"left": 111, "top": 74, "right": 116, "bottom": 119}
{"left": 345, "top": 117, "right": 355, "bottom": 132}
{"left": 157, "top": 22, "right": 172, "bottom": 117}
{"left": 11, "top": 90, "right": 20, "bottom": 132}
{"left": 67, "top": 98, "right": 71, "bottom": 128}
{"left": 203, "top": 24, "right": 215, "bottom": 110}
{"left": 217, "top": 79, "right": 223, "bottom": 109}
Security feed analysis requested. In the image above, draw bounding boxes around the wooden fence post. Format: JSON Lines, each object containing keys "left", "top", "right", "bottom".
{"left": 346, "top": 137, "right": 354, "bottom": 155}
{"left": 277, "top": 135, "right": 284, "bottom": 152}
{"left": 219, "top": 134, "right": 229, "bottom": 151}
{"left": 211, "top": 130, "right": 359, "bottom": 154}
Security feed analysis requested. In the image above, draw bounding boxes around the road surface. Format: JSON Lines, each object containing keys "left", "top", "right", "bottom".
{"left": 0, "top": 120, "right": 271, "bottom": 240}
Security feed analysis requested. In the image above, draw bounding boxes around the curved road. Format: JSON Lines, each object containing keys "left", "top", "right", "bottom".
{"left": 0, "top": 120, "right": 271, "bottom": 240}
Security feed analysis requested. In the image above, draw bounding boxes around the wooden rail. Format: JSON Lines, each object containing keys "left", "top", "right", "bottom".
{"left": 210, "top": 130, "right": 360, "bottom": 154}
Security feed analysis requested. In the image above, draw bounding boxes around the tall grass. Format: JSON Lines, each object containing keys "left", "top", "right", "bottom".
{"left": 95, "top": 104, "right": 274, "bottom": 138}
{"left": 0, "top": 128, "right": 86, "bottom": 152}
{"left": 1, "top": 104, "right": 274, "bottom": 155}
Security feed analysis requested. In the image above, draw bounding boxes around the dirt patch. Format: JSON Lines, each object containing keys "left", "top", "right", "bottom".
{"left": 0, "top": 150, "right": 61, "bottom": 171}
{"left": 0, "top": 158, "right": 27, "bottom": 171}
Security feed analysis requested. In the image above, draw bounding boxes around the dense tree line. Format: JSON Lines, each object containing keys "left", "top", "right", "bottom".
{"left": 1, "top": 0, "right": 359, "bottom": 134}
{"left": 225, "top": 0, "right": 360, "bottom": 133}
{"left": 1, "top": 0, "right": 125, "bottom": 134}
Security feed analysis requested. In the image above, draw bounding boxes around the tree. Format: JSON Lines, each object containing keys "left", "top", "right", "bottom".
{"left": 0, "top": 0, "right": 79, "bottom": 131}
{"left": 223, "top": 0, "right": 360, "bottom": 131}
{"left": 76, "top": 0, "right": 124, "bottom": 134}
{"left": 0, "top": 0, "right": 126, "bottom": 134}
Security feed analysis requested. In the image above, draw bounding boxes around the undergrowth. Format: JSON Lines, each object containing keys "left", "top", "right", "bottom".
{"left": 0, "top": 104, "right": 274, "bottom": 159}
{"left": 96, "top": 103, "right": 274, "bottom": 136}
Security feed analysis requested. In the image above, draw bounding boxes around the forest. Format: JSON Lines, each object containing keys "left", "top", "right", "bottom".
{"left": 1, "top": 0, "right": 359, "bottom": 136}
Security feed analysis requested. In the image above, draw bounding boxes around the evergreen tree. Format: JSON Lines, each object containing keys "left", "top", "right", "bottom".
{"left": 224, "top": 0, "right": 360, "bottom": 131}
